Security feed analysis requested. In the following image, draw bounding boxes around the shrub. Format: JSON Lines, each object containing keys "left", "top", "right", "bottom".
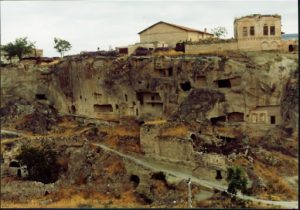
{"left": 16, "top": 144, "right": 60, "bottom": 184}
{"left": 226, "top": 167, "right": 248, "bottom": 195}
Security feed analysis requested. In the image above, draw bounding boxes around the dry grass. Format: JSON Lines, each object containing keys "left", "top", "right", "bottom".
{"left": 104, "top": 159, "right": 125, "bottom": 175}
{"left": 253, "top": 161, "right": 296, "bottom": 200}
{"left": 100, "top": 125, "right": 142, "bottom": 153}
{"left": 101, "top": 126, "right": 139, "bottom": 138}
{"left": 1, "top": 189, "right": 141, "bottom": 208}
{"left": 159, "top": 125, "right": 188, "bottom": 137}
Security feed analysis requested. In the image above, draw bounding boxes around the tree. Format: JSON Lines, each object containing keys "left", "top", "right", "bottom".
{"left": 211, "top": 26, "right": 228, "bottom": 38}
{"left": 1, "top": 37, "right": 35, "bottom": 62}
{"left": 16, "top": 144, "right": 60, "bottom": 184}
{"left": 226, "top": 167, "right": 248, "bottom": 195}
{"left": 54, "top": 38, "right": 72, "bottom": 57}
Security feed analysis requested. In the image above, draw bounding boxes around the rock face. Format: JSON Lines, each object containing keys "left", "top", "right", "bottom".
{"left": 1, "top": 52, "right": 298, "bottom": 200}
{"left": 1, "top": 51, "right": 298, "bottom": 165}
{"left": 1, "top": 52, "right": 298, "bottom": 127}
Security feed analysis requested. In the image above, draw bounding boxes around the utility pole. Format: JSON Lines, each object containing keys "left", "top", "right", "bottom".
{"left": 187, "top": 178, "right": 192, "bottom": 208}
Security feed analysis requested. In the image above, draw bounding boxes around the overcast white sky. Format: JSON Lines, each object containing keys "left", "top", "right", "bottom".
{"left": 1, "top": 0, "right": 298, "bottom": 57}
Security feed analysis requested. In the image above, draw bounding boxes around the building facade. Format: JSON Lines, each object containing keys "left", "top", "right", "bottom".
{"left": 234, "top": 14, "right": 282, "bottom": 51}
{"left": 138, "top": 21, "right": 213, "bottom": 48}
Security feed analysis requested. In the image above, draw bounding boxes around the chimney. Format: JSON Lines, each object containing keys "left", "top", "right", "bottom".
{"left": 204, "top": 28, "right": 207, "bottom": 33}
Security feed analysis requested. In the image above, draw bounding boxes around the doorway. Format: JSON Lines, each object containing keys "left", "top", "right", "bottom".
{"left": 215, "top": 170, "right": 222, "bottom": 180}
{"left": 270, "top": 116, "right": 276, "bottom": 124}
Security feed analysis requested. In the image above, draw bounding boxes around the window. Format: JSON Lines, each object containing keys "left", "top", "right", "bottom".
{"left": 270, "top": 26, "right": 275, "bottom": 35}
{"left": 242, "top": 27, "right": 248, "bottom": 36}
{"left": 263, "top": 25, "right": 268, "bottom": 35}
{"left": 250, "top": 26, "right": 255, "bottom": 36}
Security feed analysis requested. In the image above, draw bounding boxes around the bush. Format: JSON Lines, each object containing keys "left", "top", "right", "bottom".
{"left": 226, "top": 167, "right": 248, "bottom": 195}
{"left": 16, "top": 144, "right": 60, "bottom": 184}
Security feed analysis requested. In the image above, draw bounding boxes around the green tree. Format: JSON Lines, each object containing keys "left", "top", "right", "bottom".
{"left": 226, "top": 167, "right": 248, "bottom": 195}
{"left": 16, "top": 144, "right": 60, "bottom": 184}
{"left": 211, "top": 26, "right": 228, "bottom": 38}
{"left": 1, "top": 37, "right": 35, "bottom": 62}
{"left": 54, "top": 38, "right": 72, "bottom": 57}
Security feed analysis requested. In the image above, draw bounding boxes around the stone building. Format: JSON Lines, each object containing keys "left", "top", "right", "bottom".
{"left": 234, "top": 14, "right": 282, "bottom": 51}
{"left": 138, "top": 21, "right": 213, "bottom": 48}
{"left": 185, "top": 14, "right": 297, "bottom": 54}
{"left": 248, "top": 105, "right": 282, "bottom": 125}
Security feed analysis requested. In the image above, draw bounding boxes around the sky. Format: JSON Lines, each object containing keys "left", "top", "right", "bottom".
{"left": 1, "top": 0, "right": 298, "bottom": 57}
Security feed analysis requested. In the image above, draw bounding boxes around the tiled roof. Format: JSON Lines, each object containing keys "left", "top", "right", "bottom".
{"left": 138, "top": 21, "right": 213, "bottom": 35}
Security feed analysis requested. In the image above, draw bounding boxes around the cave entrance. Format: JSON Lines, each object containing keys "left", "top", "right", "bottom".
{"left": 217, "top": 135, "right": 236, "bottom": 143}
{"left": 217, "top": 79, "right": 231, "bottom": 88}
{"left": 270, "top": 116, "right": 276, "bottom": 124}
{"left": 180, "top": 81, "right": 192, "bottom": 91}
{"left": 151, "top": 172, "right": 166, "bottom": 181}
{"left": 93, "top": 104, "right": 113, "bottom": 113}
{"left": 168, "top": 67, "right": 173, "bottom": 76}
{"left": 215, "top": 170, "right": 222, "bottom": 180}
{"left": 71, "top": 105, "right": 76, "bottom": 114}
{"left": 288, "top": 45, "right": 294, "bottom": 52}
{"left": 130, "top": 174, "right": 140, "bottom": 188}
{"left": 17, "top": 169, "right": 22, "bottom": 177}
{"left": 9, "top": 161, "right": 20, "bottom": 168}
{"left": 35, "top": 94, "right": 47, "bottom": 100}
{"left": 211, "top": 116, "right": 226, "bottom": 125}
{"left": 136, "top": 92, "right": 144, "bottom": 105}
{"left": 190, "top": 134, "right": 196, "bottom": 141}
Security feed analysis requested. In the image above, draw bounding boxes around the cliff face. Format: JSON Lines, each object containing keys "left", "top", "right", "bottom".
{"left": 2, "top": 52, "right": 297, "bottom": 127}
{"left": 0, "top": 51, "right": 298, "bottom": 207}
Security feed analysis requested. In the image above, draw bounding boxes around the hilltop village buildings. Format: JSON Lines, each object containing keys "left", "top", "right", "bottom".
{"left": 118, "top": 14, "right": 297, "bottom": 55}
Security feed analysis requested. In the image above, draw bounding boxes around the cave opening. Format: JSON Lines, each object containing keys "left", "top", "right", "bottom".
{"left": 217, "top": 79, "right": 231, "bottom": 88}
{"left": 215, "top": 170, "right": 222, "bottom": 180}
{"left": 71, "top": 105, "right": 76, "bottom": 114}
{"left": 180, "top": 81, "right": 192, "bottom": 91}
{"left": 211, "top": 116, "right": 226, "bottom": 125}
{"left": 190, "top": 134, "right": 196, "bottom": 140}
{"left": 93, "top": 104, "right": 113, "bottom": 112}
{"left": 35, "top": 94, "right": 47, "bottom": 100}
{"left": 151, "top": 171, "right": 166, "bottom": 181}
{"left": 168, "top": 67, "right": 173, "bottom": 76}
{"left": 130, "top": 174, "right": 140, "bottom": 188}
{"left": 9, "top": 161, "right": 20, "bottom": 168}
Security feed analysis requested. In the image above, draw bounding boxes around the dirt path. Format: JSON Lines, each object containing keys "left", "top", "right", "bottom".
{"left": 92, "top": 143, "right": 298, "bottom": 209}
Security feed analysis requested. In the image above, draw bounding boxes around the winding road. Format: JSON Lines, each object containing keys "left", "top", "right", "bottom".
{"left": 1, "top": 129, "right": 297, "bottom": 208}
{"left": 92, "top": 142, "right": 298, "bottom": 209}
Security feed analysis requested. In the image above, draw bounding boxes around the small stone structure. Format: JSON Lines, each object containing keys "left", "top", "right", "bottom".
{"left": 248, "top": 105, "right": 282, "bottom": 125}
{"left": 140, "top": 123, "right": 194, "bottom": 164}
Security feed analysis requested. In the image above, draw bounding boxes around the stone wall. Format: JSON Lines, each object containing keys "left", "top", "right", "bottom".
{"left": 185, "top": 42, "right": 238, "bottom": 54}
{"left": 140, "top": 123, "right": 194, "bottom": 164}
